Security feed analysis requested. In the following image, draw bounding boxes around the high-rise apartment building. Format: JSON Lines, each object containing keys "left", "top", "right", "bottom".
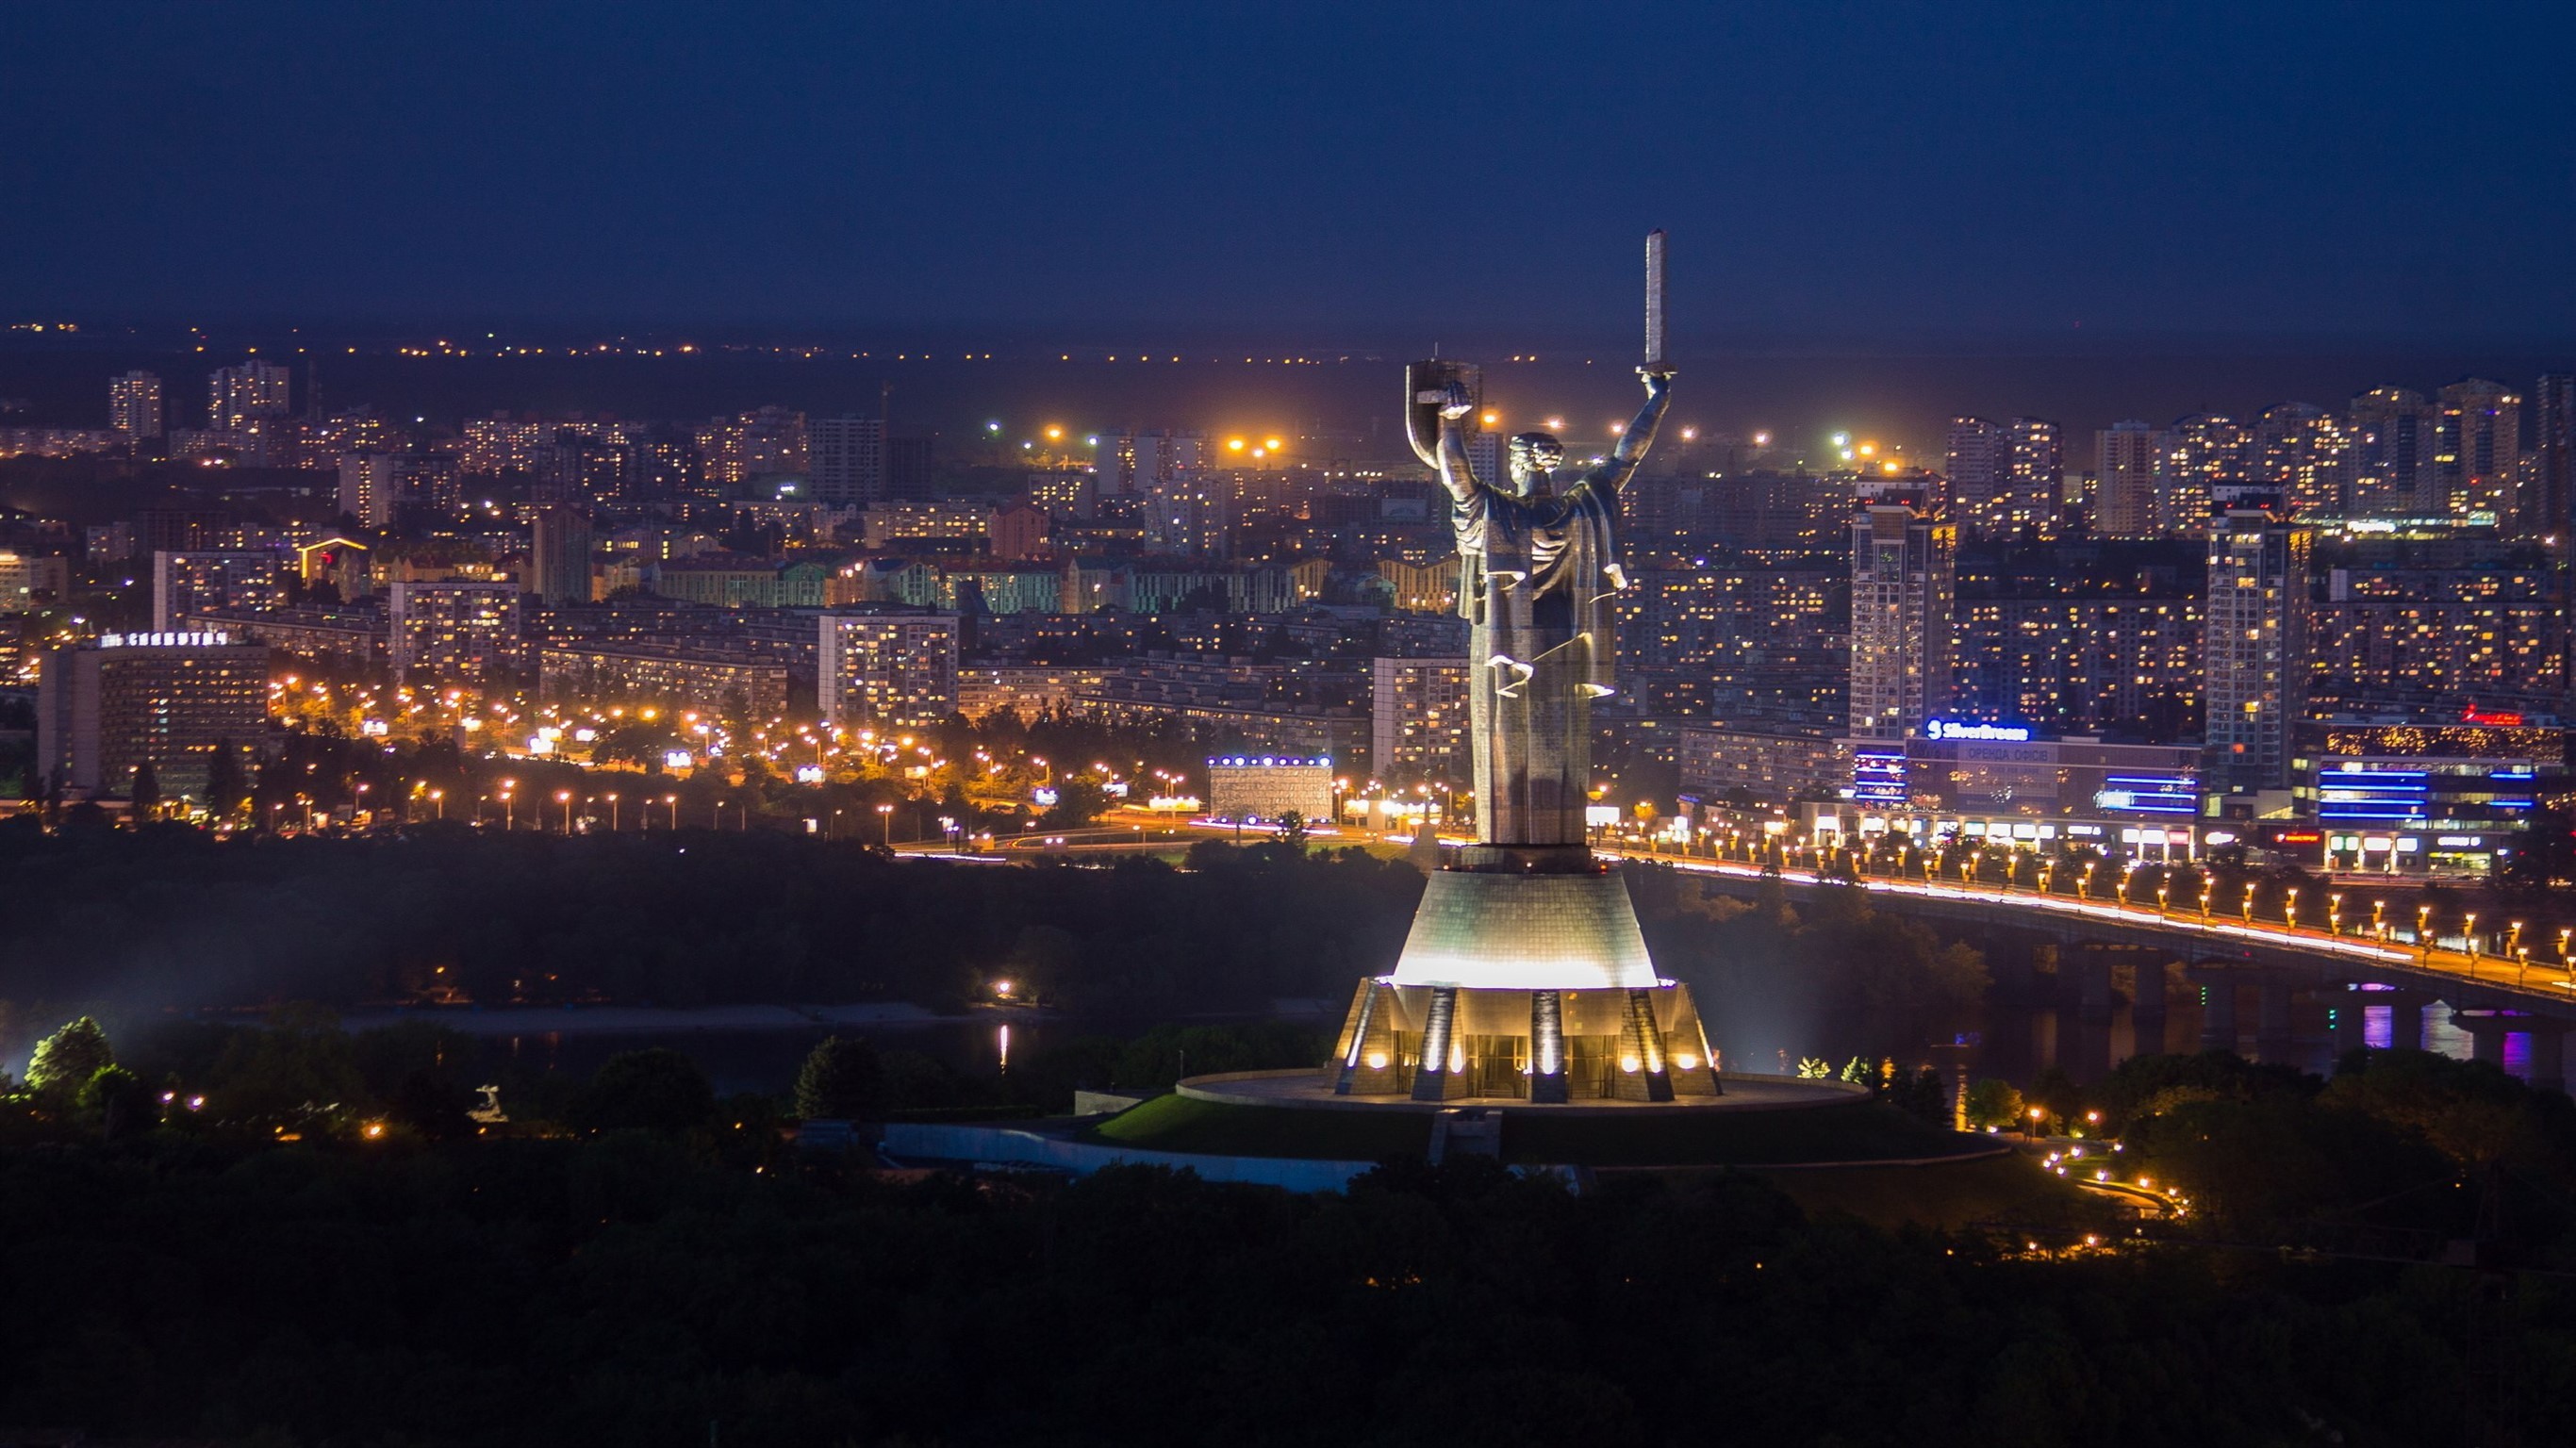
{"left": 2005, "top": 418, "right": 2064, "bottom": 539}
{"left": 2159, "top": 413, "right": 2251, "bottom": 535}
{"left": 2346, "top": 387, "right": 2440, "bottom": 518}
{"left": 0, "top": 551, "right": 71, "bottom": 611}
{"left": 527, "top": 505, "right": 595, "bottom": 604}
{"left": 207, "top": 359, "right": 292, "bottom": 431}
{"left": 1845, "top": 492, "right": 1955, "bottom": 741}
{"left": 1369, "top": 656, "right": 1471, "bottom": 787}
{"left": 338, "top": 452, "right": 405, "bottom": 527}
{"left": 1942, "top": 417, "right": 2008, "bottom": 539}
{"left": 2310, "top": 538, "right": 2563, "bottom": 716}
{"left": 2202, "top": 500, "right": 2311, "bottom": 797}
{"left": 695, "top": 406, "right": 806, "bottom": 485}
{"left": 809, "top": 416, "right": 886, "bottom": 505}
{"left": 38, "top": 632, "right": 269, "bottom": 801}
{"left": 460, "top": 414, "right": 553, "bottom": 476}
{"left": 1145, "top": 469, "right": 1232, "bottom": 557}
{"left": 152, "top": 549, "right": 289, "bottom": 632}
{"left": 2533, "top": 374, "right": 2576, "bottom": 545}
{"left": 2094, "top": 421, "right": 2162, "bottom": 538}
{"left": 818, "top": 613, "right": 960, "bottom": 730}
{"left": 2254, "top": 403, "right": 2350, "bottom": 520}
{"left": 388, "top": 581, "right": 522, "bottom": 680}
{"left": 108, "top": 371, "right": 164, "bottom": 445}
{"left": 2436, "top": 379, "right": 2521, "bottom": 524}
{"left": 1096, "top": 430, "right": 1208, "bottom": 496}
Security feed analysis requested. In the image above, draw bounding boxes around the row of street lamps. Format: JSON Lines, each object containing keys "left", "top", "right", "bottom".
{"left": 1619, "top": 828, "right": 2576, "bottom": 984}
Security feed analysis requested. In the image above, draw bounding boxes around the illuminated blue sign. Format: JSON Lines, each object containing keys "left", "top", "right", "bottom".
{"left": 1925, "top": 718, "right": 2032, "bottom": 743}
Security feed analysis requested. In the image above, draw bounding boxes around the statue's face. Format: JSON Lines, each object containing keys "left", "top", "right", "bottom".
{"left": 1508, "top": 433, "right": 1564, "bottom": 494}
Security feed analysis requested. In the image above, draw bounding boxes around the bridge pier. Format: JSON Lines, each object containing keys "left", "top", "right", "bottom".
{"left": 2386, "top": 990, "right": 2434, "bottom": 1051}
{"left": 2124, "top": 957, "right": 2172, "bottom": 1057}
{"left": 2329, "top": 986, "right": 2370, "bottom": 1057}
{"left": 2196, "top": 976, "right": 2238, "bottom": 1051}
{"left": 2530, "top": 1021, "right": 2569, "bottom": 1094}
{"left": 2450, "top": 1011, "right": 2511, "bottom": 1069}
{"left": 2255, "top": 979, "right": 2295, "bottom": 1053}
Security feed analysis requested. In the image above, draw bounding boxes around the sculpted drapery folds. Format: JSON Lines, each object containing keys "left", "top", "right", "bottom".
{"left": 1429, "top": 369, "right": 1673, "bottom": 847}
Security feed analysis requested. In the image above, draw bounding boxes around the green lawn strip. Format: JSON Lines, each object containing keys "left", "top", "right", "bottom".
{"left": 1082, "top": 1094, "right": 1431, "bottom": 1160}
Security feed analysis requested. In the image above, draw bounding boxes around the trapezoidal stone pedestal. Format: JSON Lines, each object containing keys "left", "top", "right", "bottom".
{"left": 1330, "top": 857, "right": 1721, "bottom": 1103}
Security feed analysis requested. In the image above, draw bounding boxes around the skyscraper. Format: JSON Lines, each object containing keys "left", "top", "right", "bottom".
{"left": 2347, "top": 387, "right": 2439, "bottom": 518}
{"left": 108, "top": 371, "right": 163, "bottom": 445}
{"left": 2202, "top": 495, "right": 2311, "bottom": 797}
{"left": 2094, "top": 420, "right": 2162, "bottom": 538}
{"left": 1942, "top": 417, "right": 2007, "bottom": 539}
{"left": 1845, "top": 488, "right": 1955, "bottom": 741}
{"left": 2533, "top": 374, "right": 2576, "bottom": 545}
{"left": 2436, "top": 378, "right": 2521, "bottom": 524}
{"left": 809, "top": 416, "right": 887, "bottom": 505}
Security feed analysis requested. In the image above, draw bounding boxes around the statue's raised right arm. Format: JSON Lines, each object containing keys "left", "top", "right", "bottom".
{"left": 1584, "top": 366, "right": 1676, "bottom": 496}
{"left": 1432, "top": 381, "right": 1482, "bottom": 509}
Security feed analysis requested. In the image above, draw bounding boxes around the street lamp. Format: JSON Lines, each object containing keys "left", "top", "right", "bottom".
{"left": 2328, "top": 893, "right": 2342, "bottom": 937}
{"left": 428, "top": 788, "right": 444, "bottom": 820}
{"left": 2200, "top": 883, "right": 2214, "bottom": 919}
{"left": 2508, "top": 920, "right": 2525, "bottom": 961}
{"left": 2283, "top": 888, "right": 2298, "bottom": 929}
{"left": 2417, "top": 902, "right": 2433, "bottom": 952}
{"left": 877, "top": 802, "right": 895, "bottom": 847}
{"left": 500, "top": 787, "right": 515, "bottom": 832}
{"left": 665, "top": 793, "right": 679, "bottom": 829}
{"left": 2242, "top": 883, "right": 2256, "bottom": 923}
{"left": 2464, "top": 913, "right": 2479, "bottom": 962}
{"left": 604, "top": 792, "right": 619, "bottom": 831}
{"left": 556, "top": 789, "right": 572, "bottom": 832}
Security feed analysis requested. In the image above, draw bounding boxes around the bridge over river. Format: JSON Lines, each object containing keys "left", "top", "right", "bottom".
{"left": 1597, "top": 849, "right": 2576, "bottom": 1091}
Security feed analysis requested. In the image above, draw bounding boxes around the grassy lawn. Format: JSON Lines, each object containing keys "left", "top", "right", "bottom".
{"left": 1084, "top": 1094, "right": 1434, "bottom": 1160}
{"left": 1498, "top": 1098, "right": 1992, "bottom": 1168}
{"left": 1746, "top": 1155, "right": 2101, "bottom": 1233}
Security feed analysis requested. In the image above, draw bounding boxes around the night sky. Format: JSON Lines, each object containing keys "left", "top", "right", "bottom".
{"left": 7, "top": 1, "right": 2576, "bottom": 344}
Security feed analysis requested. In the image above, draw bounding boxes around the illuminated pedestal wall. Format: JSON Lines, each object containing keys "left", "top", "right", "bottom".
{"left": 1329, "top": 979, "right": 1723, "bottom": 1102}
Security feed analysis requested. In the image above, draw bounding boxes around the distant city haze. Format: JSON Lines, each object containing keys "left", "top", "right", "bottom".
{"left": 8, "top": 344, "right": 2575, "bottom": 466}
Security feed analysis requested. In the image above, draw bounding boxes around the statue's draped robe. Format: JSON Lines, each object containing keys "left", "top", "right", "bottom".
{"left": 1451, "top": 476, "right": 1624, "bottom": 847}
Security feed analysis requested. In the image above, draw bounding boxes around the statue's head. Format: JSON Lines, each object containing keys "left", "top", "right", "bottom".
{"left": 1508, "top": 432, "right": 1564, "bottom": 495}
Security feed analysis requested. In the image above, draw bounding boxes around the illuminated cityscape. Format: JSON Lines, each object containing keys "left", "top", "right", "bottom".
{"left": 8, "top": 2, "right": 2576, "bottom": 1443}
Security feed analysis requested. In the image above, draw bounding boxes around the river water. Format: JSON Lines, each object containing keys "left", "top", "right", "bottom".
{"left": 455, "top": 987, "right": 2517, "bottom": 1101}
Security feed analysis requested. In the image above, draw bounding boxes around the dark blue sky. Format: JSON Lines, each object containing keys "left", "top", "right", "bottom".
{"left": 7, "top": 0, "right": 2574, "bottom": 343}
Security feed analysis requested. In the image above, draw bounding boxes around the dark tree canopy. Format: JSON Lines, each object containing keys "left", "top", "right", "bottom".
{"left": 793, "top": 1035, "right": 884, "bottom": 1121}
{"left": 25, "top": 1015, "right": 112, "bottom": 1092}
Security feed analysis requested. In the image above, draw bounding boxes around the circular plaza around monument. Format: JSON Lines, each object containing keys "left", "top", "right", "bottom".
{"left": 1178, "top": 1068, "right": 1861, "bottom": 1113}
